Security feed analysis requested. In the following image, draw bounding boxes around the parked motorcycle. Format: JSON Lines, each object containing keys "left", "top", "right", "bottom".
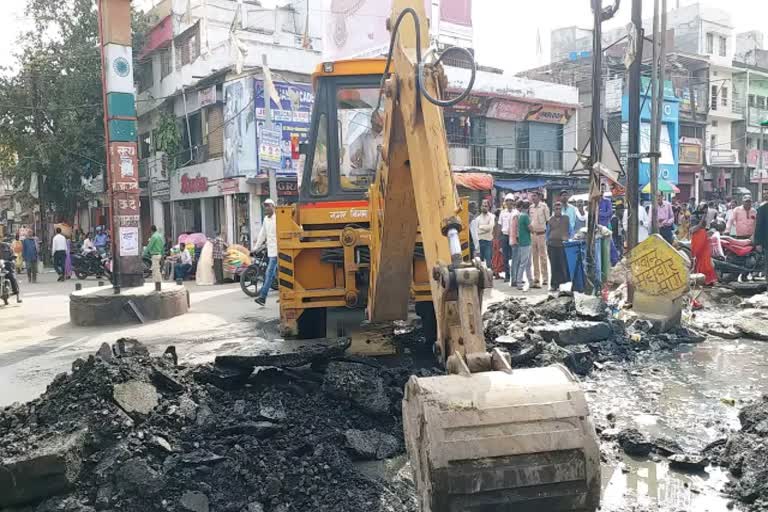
{"left": 239, "top": 249, "right": 278, "bottom": 297}
{"left": 72, "top": 252, "right": 112, "bottom": 280}
{"left": 0, "top": 259, "right": 11, "bottom": 305}
{"left": 714, "top": 236, "right": 764, "bottom": 283}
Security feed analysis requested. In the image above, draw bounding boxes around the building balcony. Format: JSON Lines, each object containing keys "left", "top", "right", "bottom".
{"left": 708, "top": 106, "right": 744, "bottom": 121}
{"left": 748, "top": 107, "right": 768, "bottom": 128}
{"left": 449, "top": 144, "right": 570, "bottom": 176}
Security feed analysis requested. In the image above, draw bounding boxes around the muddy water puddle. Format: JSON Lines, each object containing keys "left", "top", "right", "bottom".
{"left": 587, "top": 336, "right": 768, "bottom": 511}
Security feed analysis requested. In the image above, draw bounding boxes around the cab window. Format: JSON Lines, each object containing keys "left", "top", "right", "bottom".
{"left": 309, "top": 113, "right": 329, "bottom": 196}
{"left": 336, "top": 87, "right": 381, "bottom": 191}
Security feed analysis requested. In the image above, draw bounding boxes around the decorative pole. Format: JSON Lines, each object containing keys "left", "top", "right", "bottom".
{"left": 97, "top": 0, "right": 143, "bottom": 288}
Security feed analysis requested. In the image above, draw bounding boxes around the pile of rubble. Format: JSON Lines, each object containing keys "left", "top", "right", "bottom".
{"left": 706, "top": 396, "right": 768, "bottom": 511}
{"left": 0, "top": 338, "right": 431, "bottom": 512}
{"left": 483, "top": 293, "right": 706, "bottom": 375}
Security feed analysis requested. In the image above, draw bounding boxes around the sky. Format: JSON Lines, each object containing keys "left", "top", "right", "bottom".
{"left": 1, "top": 0, "right": 767, "bottom": 73}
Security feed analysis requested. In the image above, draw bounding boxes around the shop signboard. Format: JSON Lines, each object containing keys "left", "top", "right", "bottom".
{"left": 747, "top": 149, "right": 768, "bottom": 168}
{"left": 679, "top": 138, "right": 702, "bottom": 165}
{"left": 199, "top": 85, "right": 217, "bottom": 107}
{"left": 525, "top": 104, "right": 574, "bottom": 124}
{"left": 486, "top": 99, "right": 529, "bottom": 122}
{"left": 259, "top": 180, "right": 298, "bottom": 196}
{"left": 254, "top": 79, "right": 314, "bottom": 176}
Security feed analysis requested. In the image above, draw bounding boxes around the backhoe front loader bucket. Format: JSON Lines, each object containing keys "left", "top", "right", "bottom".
{"left": 403, "top": 365, "right": 600, "bottom": 512}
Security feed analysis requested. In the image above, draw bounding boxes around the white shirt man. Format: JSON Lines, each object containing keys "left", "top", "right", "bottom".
{"left": 51, "top": 232, "right": 67, "bottom": 253}
{"left": 82, "top": 237, "right": 96, "bottom": 255}
{"left": 623, "top": 204, "right": 651, "bottom": 243}
{"left": 180, "top": 248, "right": 192, "bottom": 266}
{"left": 254, "top": 199, "right": 278, "bottom": 306}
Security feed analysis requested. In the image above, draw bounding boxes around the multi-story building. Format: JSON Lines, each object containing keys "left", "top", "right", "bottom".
{"left": 733, "top": 61, "right": 768, "bottom": 193}
{"left": 443, "top": 66, "right": 581, "bottom": 199}
{"left": 136, "top": 0, "right": 321, "bottom": 246}
{"left": 543, "top": 4, "right": 750, "bottom": 200}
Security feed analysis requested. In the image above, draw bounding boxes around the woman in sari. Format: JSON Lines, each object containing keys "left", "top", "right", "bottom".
{"left": 690, "top": 203, "right": 717, "bottom": 286}
{"left": 676, "top": 203, "right": 691, "bottom": 240}
{"left": 491, "top": 209, "right": 505, "bottom": 278}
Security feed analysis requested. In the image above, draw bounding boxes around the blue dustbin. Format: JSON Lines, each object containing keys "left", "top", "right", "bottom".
{"left": 564, "top": 240, "right": 585, "bottom": 292}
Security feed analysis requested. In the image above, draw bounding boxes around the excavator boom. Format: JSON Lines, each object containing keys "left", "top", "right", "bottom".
{"left": 366, "top": 1, "right": 602, "bottom": 510}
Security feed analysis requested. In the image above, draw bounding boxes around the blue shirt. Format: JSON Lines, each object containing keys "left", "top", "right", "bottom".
{"left": 94, "top": 233, "right": 108, "bottom": 247}
{"left": 599, "top": 199, "right": 613, "bottom": 227}
{"left": 561, "top": 204, "right": 577, "bottom": 232}
{"left": 22, "top": 238, "right": 38, "bottom": 261}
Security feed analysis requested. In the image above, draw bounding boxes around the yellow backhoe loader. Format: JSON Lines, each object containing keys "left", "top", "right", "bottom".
{"left": 275, "top": 0, "right": 601, "bottom": 509}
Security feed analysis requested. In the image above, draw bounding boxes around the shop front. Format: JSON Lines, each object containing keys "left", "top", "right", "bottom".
{"left": 170, "top": 160, "right": 258, "bottom": 245}
{"left": 705, "top": 149, "right": 740, "bottom": 199}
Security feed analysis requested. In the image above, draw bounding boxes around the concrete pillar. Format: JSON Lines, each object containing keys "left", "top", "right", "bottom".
{"left": 224, "top": 194, "right": 235, "bottom": 245}
{"left": 152, "top": 199, "right": 164, "bottom": 236}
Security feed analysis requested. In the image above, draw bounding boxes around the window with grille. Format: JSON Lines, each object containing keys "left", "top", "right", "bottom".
{"left": 137, "top": 61, "right": 153, "bottom": 93}
{"left": 160, "top": 49, "right": 172, "bottom": 79}
{"left": 711, "top": 85, "right": 718, "bottom": 110}
{"left": 175, "top": 23, "right": 201, "bottom": 67}
{"left": 721, "top": 87, "right": 728, "bottom": 107}
{"left": 706, "top": 33, "right": 714, "bottom": 54}
{"left": 719, "top": 36, "right": 727, "bottom": 57}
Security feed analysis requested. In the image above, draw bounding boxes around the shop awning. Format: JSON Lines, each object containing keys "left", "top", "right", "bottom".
{"left": 453, "top": 172, "right": 493, "bottom": 191}
{"left": 495, "top": 177, "right": 547, "bottom": 191}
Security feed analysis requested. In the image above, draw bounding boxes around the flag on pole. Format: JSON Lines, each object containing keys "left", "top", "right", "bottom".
{"left": 262, "top": 60, "right": 282, "bottom": 108}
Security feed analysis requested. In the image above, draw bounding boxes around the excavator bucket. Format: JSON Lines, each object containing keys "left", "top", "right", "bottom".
{"left": 403, "top": 365, "right": 600, "bottom": 512}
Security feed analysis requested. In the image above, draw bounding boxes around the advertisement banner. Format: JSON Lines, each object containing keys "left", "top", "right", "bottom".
{"left": 322, "top": 0, "right": 430, "bottom": 61}
{"left": 486, "top": 99, "right": 529, "bottom": 122}
{"left": 223, "top": 78, "right": 257, "bottom": 178}
{"left": 254, "top": 79, "right": 314, "bottom": 176}
{"left": 679, "top": 140, "right": 702, "bottom": 165}
{"left": 440, "top": 0, "right": 472, "bottom": 26}
{"left": 747, "top": 149, "right": 768, "bottom": 168}
{"left": 258, "top": 127, "right": 283, "bottom": 171}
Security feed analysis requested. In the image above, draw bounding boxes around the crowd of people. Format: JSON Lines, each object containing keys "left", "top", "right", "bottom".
{"left": 468, "top": 188, "right": 768, "bottom": 292}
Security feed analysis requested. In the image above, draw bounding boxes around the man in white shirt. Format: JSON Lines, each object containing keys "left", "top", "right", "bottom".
{"left": 475, "top": 200, "right": 495, "bottom": 266}
{"left": 623, "top": 203, "right": 651, "bottom": 243}
{"left": 51, "top": 227, "right": 68, "bottom": 281}
{"left": 81, "top": 233, "right": 97, "bottom": 255}
{"left": 498, "top": 193, "right": 515, "bottom": 278}
{"left": 174, "top": 245, "right": 193, "bottom": 281}
{"left": 254, "top": 199, "right": 278, "bottom": 306}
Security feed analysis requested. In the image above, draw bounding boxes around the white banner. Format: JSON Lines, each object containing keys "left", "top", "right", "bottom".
{"left": 119, "top": 227, "right": 139, "bottom": 257}
{"left": 105, "top": 44, "right": 135, "bottom": 94}
{"left": 322, "top": 0, "right": 431, "bottom": 62}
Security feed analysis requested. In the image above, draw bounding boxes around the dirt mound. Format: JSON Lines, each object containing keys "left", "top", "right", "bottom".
{"left": 0, "top": 339, "right": 429, "bottom": 512}
{"left": 707, "top": 396, "right": 768, "bottom": 510}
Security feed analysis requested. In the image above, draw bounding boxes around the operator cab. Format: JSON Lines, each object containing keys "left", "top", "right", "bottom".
{"left": 300, "top": 59, "right": 387, "bottom": 203}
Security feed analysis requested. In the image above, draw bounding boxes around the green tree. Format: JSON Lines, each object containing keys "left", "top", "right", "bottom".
{"left": 0, "top": 0, "right": 149, "bottom": 221}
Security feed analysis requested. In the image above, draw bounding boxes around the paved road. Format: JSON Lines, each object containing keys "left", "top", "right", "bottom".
{"left": 0, "top": 269, "right": 538, "bottom": 406}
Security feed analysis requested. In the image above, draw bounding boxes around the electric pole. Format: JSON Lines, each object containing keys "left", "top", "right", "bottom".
{"left": 263, "top": 54, "right": 278, "bottom": 203}
{"left": 649, "top": 0, "right": 660, "bottom": 234}
{"left": 586, "top": 0, "right": 620, "bottom": 295}
{"left": 626, "top": 0, "right": 643, "bottom": 252}
{"left": 650, "top": 0, "right": 666, "bottom": 234}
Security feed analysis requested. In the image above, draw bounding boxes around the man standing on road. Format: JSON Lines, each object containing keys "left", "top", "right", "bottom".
{"left": 468, "top": 201, "right": 478, "bottom": 258}
{"left": 559, "top": 190, "right": 577, "bottom": 233}
{"left": 727, "top": 195, "right": 756, "bottom": 239}
{"left": 22, "top": 234, "right": 38, "bottom": 283}
{"left": 508, "top": 200, "right": 521, "bottom": 288}
{"left": 498, "top": 194, "right": 515, "bottom": 279}
{"left": 753, "top": 190, "right": 768, "bottom": 278}
{"left": 515, "top": 201, "right": 533, "bottom": 291}
{"left": 655, "top": 192, "right": 676, "bottom": 244}
{"left": 254, "top": 199, "right": 278, "bottom": 306}
{"left": 547, "top": 202, "right": 572, "bottom": 292}
{"left": 475, "top": 200, "right": 495, "bottom": 266}
{"left": 212, "top": 232, "right": 227, "bottom": 285}
{"left": 529, "top": 191, "right": 550, "bottom": 289}
{"left": 144, "top": 225, "right": 165, "bottom": 283}
{"left": 51, "top": 228, "right": 67, "bottom": 282}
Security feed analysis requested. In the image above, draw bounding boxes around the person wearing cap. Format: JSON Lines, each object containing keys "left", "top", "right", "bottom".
{"left": 727, "top": 195, "right": 756, "bottom": 239}
{"left": 559, "top": 190, "right": 577, "bottom": 233}
{"left": 254, "top": 199, "right": 278, "bottom": 306}
{"left": 498, "top": 193, "right": 516, "bottom": 279}
{"left": 529, "top": 191, "right": 550, "bottom": 288}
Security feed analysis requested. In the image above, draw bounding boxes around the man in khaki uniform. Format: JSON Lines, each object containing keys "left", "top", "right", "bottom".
{"left": 528, "top": 191, "right": 550, "bottom": 288}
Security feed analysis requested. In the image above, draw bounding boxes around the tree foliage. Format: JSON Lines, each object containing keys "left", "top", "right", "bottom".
{"left": 0, "top": 0, "right": 149, "bottom": 220}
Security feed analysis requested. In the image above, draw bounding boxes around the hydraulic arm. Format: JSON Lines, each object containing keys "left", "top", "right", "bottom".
{"left": 366, "top": 1, "right": 601, "bottom": 510}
